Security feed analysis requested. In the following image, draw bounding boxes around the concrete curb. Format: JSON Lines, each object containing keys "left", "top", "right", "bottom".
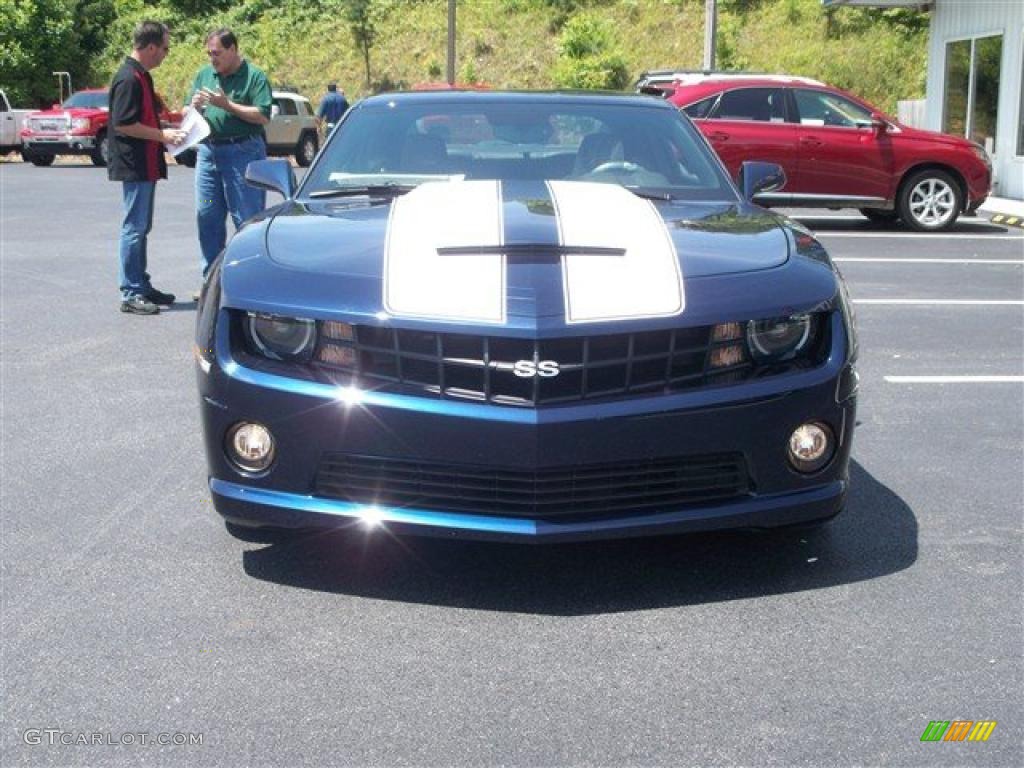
{"left": 987, "top": 213, "right": 1024, "bottom": 229}
{"left": 979, "top": 196, "right": 1024, "bottom": 228}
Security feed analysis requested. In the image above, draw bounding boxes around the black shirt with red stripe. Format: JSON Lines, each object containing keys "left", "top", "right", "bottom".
{"left": 108, "top": 57, "right": 167, "bottom": 182}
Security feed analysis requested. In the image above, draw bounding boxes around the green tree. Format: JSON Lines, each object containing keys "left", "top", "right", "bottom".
{"left": 344, "top": 0, "right": 378, "bottom": 88}
{"left": 0, "top": 0, "right": 84, "bottom": 104}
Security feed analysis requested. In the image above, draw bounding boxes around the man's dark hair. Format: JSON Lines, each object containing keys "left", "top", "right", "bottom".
{"left": 327, "top": 83, "right": 338, "bottom": 92}
{"left": 133, "top": 21, "right": 168, "bottom": 51}
{"left": 206, "top": 27, "right": 238, "bottom": 50}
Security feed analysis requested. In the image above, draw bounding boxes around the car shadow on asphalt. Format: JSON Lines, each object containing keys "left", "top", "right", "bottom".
{"left": 238, "top": 460, "right": 917, "bottom": 615}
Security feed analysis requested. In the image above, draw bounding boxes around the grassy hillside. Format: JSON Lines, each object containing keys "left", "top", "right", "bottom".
{"left": 88, "top": 0, "right": 925, "bottom": 115}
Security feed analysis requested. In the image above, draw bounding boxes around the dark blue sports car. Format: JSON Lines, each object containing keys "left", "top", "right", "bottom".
{"left": 195, "top": 91, "right": 858, "bottom": 542}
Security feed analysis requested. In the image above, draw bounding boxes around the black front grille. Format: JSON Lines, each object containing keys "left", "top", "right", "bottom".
{"left": 312, "top": 324, "right": 761, "bottom": 406}
{"left": 315, "top": 453, "right": 751, "bottom": 520}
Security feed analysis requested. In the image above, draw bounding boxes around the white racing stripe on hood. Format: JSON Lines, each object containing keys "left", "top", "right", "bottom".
{"left": 384, "top": 180, "right": 506, "bottom": 323}
{"left": 548, "top": 181, "right": 684, "bottom": 324}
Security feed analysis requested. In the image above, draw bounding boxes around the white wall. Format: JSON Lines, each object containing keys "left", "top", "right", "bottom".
{"left": 925, "top": 1, "right": 1024, "bottom": 199}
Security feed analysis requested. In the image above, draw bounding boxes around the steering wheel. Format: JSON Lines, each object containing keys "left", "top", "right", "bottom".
{"left": 589, "top": 161, "right": 639, "bottom": 175}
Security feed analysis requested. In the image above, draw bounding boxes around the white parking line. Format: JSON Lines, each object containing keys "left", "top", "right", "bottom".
{"left": 853, "top": 299, "right": 1024, "bottom": 305}
{"left": 835, "top": 258, "right": 1023, "bottom": 264}
{"left": 817, "top": 232, "right": 1024, "bottom": 240}
{"left": 885, "top": 376, "right": 1024, "bottom": 384}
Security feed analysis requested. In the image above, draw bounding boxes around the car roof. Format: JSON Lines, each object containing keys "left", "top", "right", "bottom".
{"left": 359, "top": 90, "right": 675, "bottom": 109}
{"left": 656, "top": 73, "right": 825, "bottom": 88}
{"left": 273, "top": 91, "right": 310, "bottom": 100}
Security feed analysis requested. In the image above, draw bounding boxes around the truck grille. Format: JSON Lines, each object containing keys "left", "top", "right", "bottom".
{"left": 28, "top": 117, "right": 69, "bottom": 133}
{"left": 315, "top": 453, "right": 751, "bottom": 520}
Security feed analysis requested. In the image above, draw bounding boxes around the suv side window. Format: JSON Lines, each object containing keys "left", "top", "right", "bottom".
{"left": 275, "top": 97, "right": 298, "bottom": 116}
{"left": 682, "top": 94, "right": 719, "bottom": 120}
{"left": 299, "top": 101, "right": 314, "bottom": 116}
{"left": 710, "top": 88, "right": 786, "bottom": 122}
{"left": 793, "top": 89, "right": 872, "bottom": 128}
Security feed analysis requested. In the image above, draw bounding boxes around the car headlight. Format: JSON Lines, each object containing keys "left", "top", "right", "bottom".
{"left": 970, "top": 143, "right": 991, "bottom": 168}
{"left": 746, "top": 314, "right": 813, "bottom": 362}
{"left": 246, "top": 313, "right": 316, "bottom": 361}
{"left": 71, "top": 117, "right": 90, "bottom": 130}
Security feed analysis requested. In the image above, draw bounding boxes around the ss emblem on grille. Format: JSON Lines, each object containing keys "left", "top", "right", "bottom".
{"left": 512, "top": 360, "right": 560, "bottom": 378}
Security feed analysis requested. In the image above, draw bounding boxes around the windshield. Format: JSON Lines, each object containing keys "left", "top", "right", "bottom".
{"left": 301, "top": 98, "right": 735, "bottom": 201}
{"left": 62, "top": 91, "right": 108, "bottom": 110}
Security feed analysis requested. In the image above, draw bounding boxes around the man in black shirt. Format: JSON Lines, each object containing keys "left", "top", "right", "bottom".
{"left": 108, "top": 20, "right": 185, "bottom": 315}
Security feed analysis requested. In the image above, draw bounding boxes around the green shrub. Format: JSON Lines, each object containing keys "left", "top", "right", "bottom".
{"left": 552, "top": 11, "right": 629, "bottom": 90}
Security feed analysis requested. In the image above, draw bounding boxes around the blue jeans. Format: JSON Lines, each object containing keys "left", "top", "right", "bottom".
{"left": 195, "top": 136, "right": 267, "bottom": 273}
{"left": 119, "top": 181, "right": 155, "bottom": 300}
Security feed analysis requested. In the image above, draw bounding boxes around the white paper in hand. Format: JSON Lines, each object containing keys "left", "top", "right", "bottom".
{"left": 166, "top": 107, "right": 210, "bottom": 156}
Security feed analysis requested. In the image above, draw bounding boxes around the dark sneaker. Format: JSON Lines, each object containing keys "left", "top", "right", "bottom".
{"left": 145, "top": 287, "right": 176, "bottom": 306}
{"left": 120, "top": 295, "right": 160, "bottom": 315}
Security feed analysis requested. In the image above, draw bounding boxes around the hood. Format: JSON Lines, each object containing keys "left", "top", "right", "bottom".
{"left": 26, "top": 107, "right": 107, "bottom": 119}
{"left": 890, "top": 122, "right": 976, "bottom": 149}
{"left": 226, "top": 180, "right": 799, "bottom": 329}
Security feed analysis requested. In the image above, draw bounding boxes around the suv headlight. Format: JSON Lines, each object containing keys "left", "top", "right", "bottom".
{"left": 71, "top": 117, "right": 90, "bottom": 130}
{"left": 245, "top": 313, "right": 316, "bottom": 361}
{"left": 970, "top": 143, "right": 992, "bottom": 168}
{"left": 746, "top": 314, "right": 813, "bottom": 362}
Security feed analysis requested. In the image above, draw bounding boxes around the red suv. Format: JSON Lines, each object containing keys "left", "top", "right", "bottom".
{"left": 639, "top": 72, "right": 991, "bottom": 231}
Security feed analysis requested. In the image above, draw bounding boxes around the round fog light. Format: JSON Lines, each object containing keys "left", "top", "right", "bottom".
{"left": 788, "top": 422, "right": 834, "bottom": 473}
{"left": 227, "top": 422, "right": 276, "bottom": 472}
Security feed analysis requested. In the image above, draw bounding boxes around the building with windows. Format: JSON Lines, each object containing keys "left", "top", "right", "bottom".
{"left": 826, "top": 1, "right": 1023, "bottom": 200}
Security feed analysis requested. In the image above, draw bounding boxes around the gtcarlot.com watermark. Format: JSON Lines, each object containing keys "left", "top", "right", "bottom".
{"left": 23, "top": 729, "right": 203, "bottom": 747}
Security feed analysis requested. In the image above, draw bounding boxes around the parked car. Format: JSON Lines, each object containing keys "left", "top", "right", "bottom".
{"left": 640, "top": 71, "right": 991, "bottom": 231}
{"left": 175, "top": 90, "right": 323, "bottom": 169}
{"left": 196, "top": 90, "right": 858, "bottom": 543}
{"left": 20, "top": 88, "right": 185, "bottom": 168}
{"left": 267, "top": 90, "right": 322, "bottom": 166}
{"left": 20, "top": 88, "right": 111, "bottom": 166}
{"left": 0, "top": 89, "right": 33, "bottom": 157}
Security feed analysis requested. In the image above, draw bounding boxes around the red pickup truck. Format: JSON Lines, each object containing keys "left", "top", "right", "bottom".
{"left": 20, "top": 87, "right": 184, "bottom": 168}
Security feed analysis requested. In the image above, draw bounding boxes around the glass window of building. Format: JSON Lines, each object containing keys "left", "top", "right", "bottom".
{"left": 942, "top": 34, "right": 1002, "bottom": 153}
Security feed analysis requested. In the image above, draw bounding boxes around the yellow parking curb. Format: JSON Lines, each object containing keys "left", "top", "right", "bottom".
{"left": 989, "top": 213, "right": 1024, "bottom": 228}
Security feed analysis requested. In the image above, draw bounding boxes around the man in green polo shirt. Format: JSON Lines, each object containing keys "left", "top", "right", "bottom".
{"left": 187, "top": 27, "right": 272, "bottom": 280}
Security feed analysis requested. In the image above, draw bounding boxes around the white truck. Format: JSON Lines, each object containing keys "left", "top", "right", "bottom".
{"left": 0, "top": 89, "right": 33, "bottom": 157}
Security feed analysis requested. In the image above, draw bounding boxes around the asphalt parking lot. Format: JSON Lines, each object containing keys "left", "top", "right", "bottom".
{"left": 1, "top": 162, "right": 1021, "bottom": 767}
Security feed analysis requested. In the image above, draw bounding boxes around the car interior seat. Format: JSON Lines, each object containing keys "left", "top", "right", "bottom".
{"left": 400, "top": 133, "right": 449, "bottom": 174}
{"left": 572, "top": 132, "right": 624, "bottom": 176}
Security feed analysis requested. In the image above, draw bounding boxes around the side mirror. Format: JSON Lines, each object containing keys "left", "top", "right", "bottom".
{"left": 856, "top": 112, "right": 887, "bottom": 133}
{"left": 737, "top": 160, "right": 786, "bottom": 202}
{"left": 245, "top": 158, "right": 296, "bottom": 198}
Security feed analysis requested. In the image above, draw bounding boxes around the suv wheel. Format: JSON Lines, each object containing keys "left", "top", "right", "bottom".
{"left": 898, "top": 169, "right": 962, "bottom": 231}
{"left": 91, "top": 131, "right": 109, "bottom": 167}
{"left": 296, "top": 131, "right": 318, "bottom": 167}
{"left": 28, "top": 152, "right": 55, "bottom": 167}
{"left": 859, "top": 208, "right": 900, "bottom": 225}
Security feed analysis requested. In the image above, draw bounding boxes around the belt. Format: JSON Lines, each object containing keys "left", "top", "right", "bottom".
{"left": 205, "top": 134, "right": 261, "bottom": 146}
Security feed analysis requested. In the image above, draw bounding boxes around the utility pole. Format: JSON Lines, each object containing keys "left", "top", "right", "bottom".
{"left": 447, "top": 0, "right": 456, "bottom": 86}
{"left": 703, "top": 0, "right": 717, "bottom": 71}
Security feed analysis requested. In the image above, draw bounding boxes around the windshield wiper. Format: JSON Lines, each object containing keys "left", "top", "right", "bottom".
{"left": 627, "top": 188, "right": 675, "bottom": 202}
{"left": 309, "top": 184, "right": 416, "bottom": 199}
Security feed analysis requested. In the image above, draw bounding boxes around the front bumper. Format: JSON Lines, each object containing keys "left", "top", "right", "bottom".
{"left": 23, "top": 135, "right": 96, "bottom": 154}
{"left": 211, "top": 477, "right": 846, "bottom": 543}
{"left": 199, "top": 314, "right": 856, "bottom": 543}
